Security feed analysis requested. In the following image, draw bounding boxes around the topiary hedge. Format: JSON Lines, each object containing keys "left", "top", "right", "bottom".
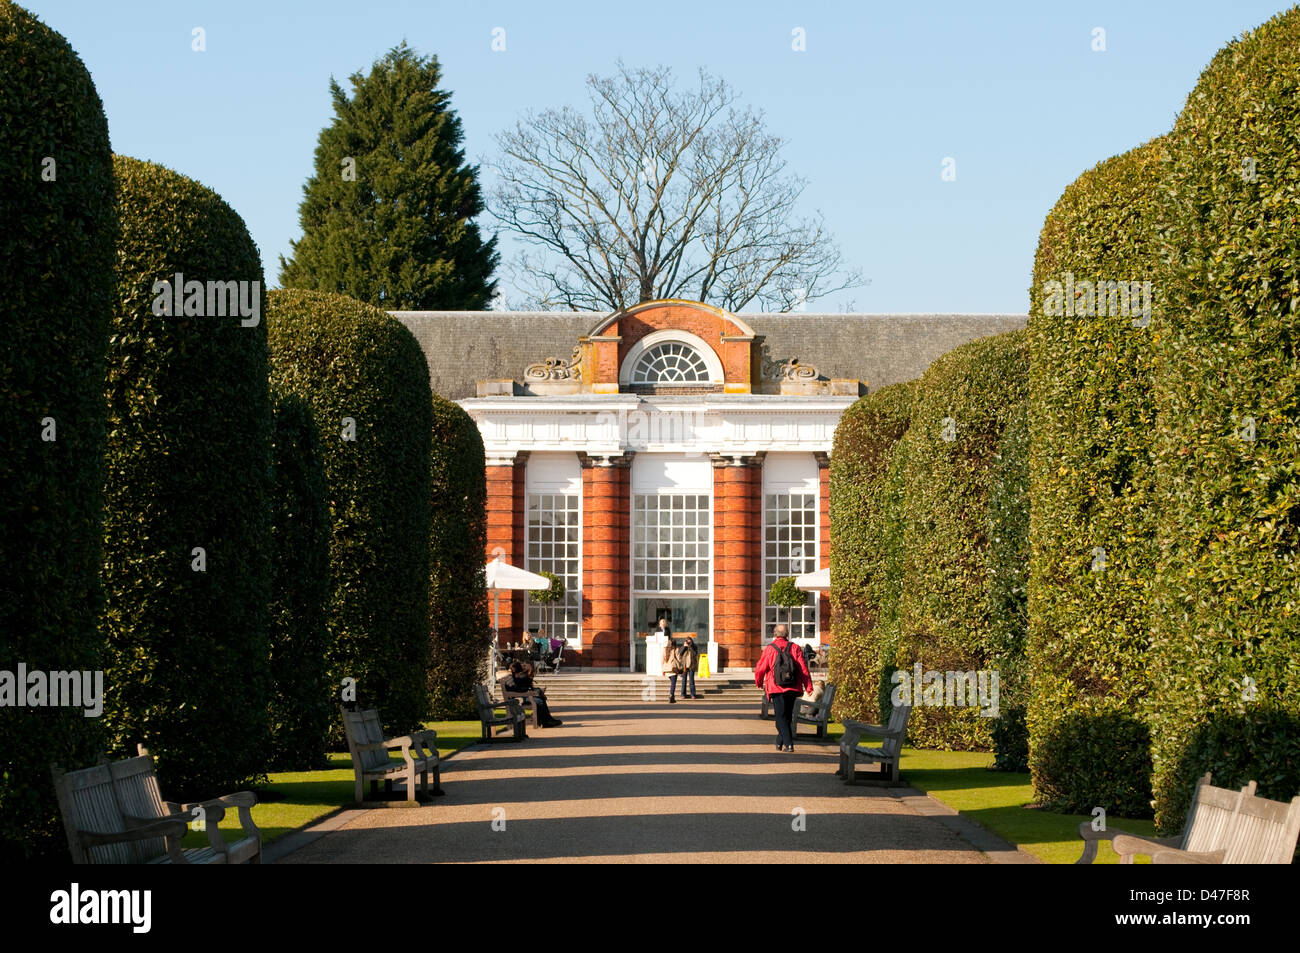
{"left": 828, "top": 380, "right": 917, "bottom": 723}
{"left": 268, "top": 388, "right": 333, "bottom": 770}
{"left": 986, "top": 402, "right": 1029, "bottom": 771}
{"left": 427, "top": 394, "right": 488, "bottom": 720}
{"left": 102, "top": 156, "right": 273, "bottom": 799}
{"left": 894, "top": 330, "right": 1027, "bottom": 750}
{"left": 1025, "top": 138, "right": 1167, "bottom": 815}
{"left": 268, "top": 288, "right": 433, "bottom": 735}
{"left": 869, "top": 434, "right": 913, "bottom": 726}
{"left": 0, "top": 2, "right": 116, "bottom": 860}
{"left": 1148, "top": 7, "right": 1300, "bottom": 832}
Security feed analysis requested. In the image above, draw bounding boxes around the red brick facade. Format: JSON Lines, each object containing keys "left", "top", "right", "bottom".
{"left": 712, "top": 455, "right": 764, "bottom": 669}
{"left": 583, "top": 300, "right": 758, "bottom": 394}
{"left": 480, "top": 301, "right": 844, "bottom": 670}
{"left": 578, "top": 455, "right": 631, "bottom": 669}
{"left": 484, "top": 454, "right": 528, "bottom": 641}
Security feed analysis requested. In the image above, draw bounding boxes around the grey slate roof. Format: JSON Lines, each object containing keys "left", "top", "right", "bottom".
{"left": 391, "top": 311, "right": 1027, "bottom": 401}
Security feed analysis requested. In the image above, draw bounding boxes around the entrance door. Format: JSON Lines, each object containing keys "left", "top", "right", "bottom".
{"left": 632, "top": 597, "right": 710, "bottom": 673}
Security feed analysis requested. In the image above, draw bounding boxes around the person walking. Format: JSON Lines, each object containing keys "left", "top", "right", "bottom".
{"left": 754, "top": 624, "right": 812, "bottom": 751}
{"left": 678, "top": 635, "right": 700, "bottom": 699}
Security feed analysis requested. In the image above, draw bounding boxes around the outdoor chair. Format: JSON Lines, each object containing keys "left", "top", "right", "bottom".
{"left": 1076, "top": 773, "right": 1300, "bottom": 864}
{"left": 837, "top": 704, "right": 912, "bottom": 784}
{"left": 475, "top": 683, "right": 528, "bottom": 742}
{"left": 341, "top": 708, "right": 442, "bottom": 806}
{"left": 52, "top": 745, "right": 261, "bottom": 864}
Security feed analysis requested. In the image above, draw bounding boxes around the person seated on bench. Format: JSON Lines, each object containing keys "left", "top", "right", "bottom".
{"left": 802, "top": 679, "right": 826, "bottom": 704}
{"left": 502, "top": 661, "right": 563, "bottom": 727}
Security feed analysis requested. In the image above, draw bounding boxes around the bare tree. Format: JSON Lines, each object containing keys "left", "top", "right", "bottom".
{"left": 489, "top": 63, "right": 861, "bottom": 312}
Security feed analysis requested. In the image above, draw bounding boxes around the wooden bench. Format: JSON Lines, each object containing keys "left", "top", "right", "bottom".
{"left": 475, "top": 683, "right": 528, "bottom": 742}
{"left": 501, "top": 686, "right": 542, "bottom": 729}
{"left": 760, "top": 683, "right": 837, "bottom": 738}
{"left": 341, "top": 708, "right": 442, "bottom": 806}
{"left": 837, "top": 704, "right": 912, "bottom": 784}
{"left": 52, "top": 745, "right": 261, "bottom": 864}
{"left": 1077, "top": 772, "right": 1300, "bottom": 864}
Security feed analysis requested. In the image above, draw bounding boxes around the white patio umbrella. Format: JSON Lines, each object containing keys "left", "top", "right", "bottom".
{"left": 485, "top": 554, "right": 550, "bottom": 634}
{"left": 793, "top": 566, "right": 831, "bottom": 593}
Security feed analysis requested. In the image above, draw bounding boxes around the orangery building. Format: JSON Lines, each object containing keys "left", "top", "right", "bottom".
{"left": 395, "top": 300, "right": 1023, "bottom": 671}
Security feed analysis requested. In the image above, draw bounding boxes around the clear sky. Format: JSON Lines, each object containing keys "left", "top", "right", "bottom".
{"left": 20, "top": 0, "right": 1296, "bottom": 313}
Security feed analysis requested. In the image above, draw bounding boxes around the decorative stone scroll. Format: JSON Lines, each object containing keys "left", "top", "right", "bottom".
{"left": 525, "top": 346, "right": 582, "bottom": 382}
{"left": 760, "top": 354, "right": 820, "bottom": 382}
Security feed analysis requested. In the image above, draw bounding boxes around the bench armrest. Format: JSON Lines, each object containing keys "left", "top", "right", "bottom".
{"left": 1111, "top": 831, "right": 1186, "bottom": 864}
{"left": 178, "top": 791, "right": 261, "bottom": 848}
{"left": 1152, "top": 847, "right": 1226, "bottom": 864}
{"left": 1076, "top": 822, "right": 1182, "bottom": 864}
{"left": 82, "top": 815, "right": 188, "bottom": 847}
{"left": 841, "top": 718, "right": 901, "bottom": 748}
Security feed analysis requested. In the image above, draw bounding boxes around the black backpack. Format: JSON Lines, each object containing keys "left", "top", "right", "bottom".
{"left": 773, "top": 641, "right": 800, "bottom": 688}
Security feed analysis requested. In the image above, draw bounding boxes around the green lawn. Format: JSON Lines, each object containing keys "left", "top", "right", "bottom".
{"left": 823, "top": 722, "right": 1157, "bottom": 863}
{"left": 183, "top": 720, "right": 480, "bottom": 847}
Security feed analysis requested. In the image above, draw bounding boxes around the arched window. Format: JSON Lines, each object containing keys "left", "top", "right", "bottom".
{"left": 629, "top": 341, "right": 712, "bottom": 384}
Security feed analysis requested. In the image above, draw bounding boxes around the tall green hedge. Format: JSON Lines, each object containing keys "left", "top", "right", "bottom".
{"left": 895, "top": 330, "right": 1027, "bottom": 750}
{"left": 0, "top": 2, "right": 115, "bottom": 859}
{"left": 1025, "top": 138, "right": 1166, "bottom": 816}
{"left": 102, "top": 156, "right": 273, "bottom": 798}
{"left": 427, "top": 394, "right": 488, "bottom": 719}
{"left": 986, "top": 402, "right": 1029, "bottom": 771}
{"left": 268, "top": 389, "right": 333, "bottom": 770}
{"left": 1148, "top": 7, "right": 1300, "bottom": 831}
{"left": 267, "top": 289, "right": 434, "bottom": 734}
{"left": 828, "top": 380, "right": 917, "bottom": 723}
{"left": 870, "top": 434, "right": 913, "bottom": 725}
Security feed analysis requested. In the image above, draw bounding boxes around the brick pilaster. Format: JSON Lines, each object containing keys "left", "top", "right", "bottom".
{"left": 712, "top": 453, "right": 763, "bottom": 669}
{"left": 485, "top": 452, "right": 528, "bottom": 646}
{"left": 581, "top": 454, "right": 631, "bottom": 668}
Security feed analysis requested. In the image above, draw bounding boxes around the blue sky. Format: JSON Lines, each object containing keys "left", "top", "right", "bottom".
{"left": 22, "top": 0, "right": 1296, "bottom": 313}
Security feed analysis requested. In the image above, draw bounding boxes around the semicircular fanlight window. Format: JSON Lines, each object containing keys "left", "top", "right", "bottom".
{"left": 630, "top": 342, "right": 711, "bottom": 384}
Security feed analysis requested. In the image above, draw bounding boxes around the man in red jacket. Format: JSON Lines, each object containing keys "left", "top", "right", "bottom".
{"left": 755, "top": 624, "right": 813, "bottom": 751}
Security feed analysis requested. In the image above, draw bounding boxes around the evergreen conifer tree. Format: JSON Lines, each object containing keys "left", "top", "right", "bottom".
{"left": 280, "top": 42, "right": 497, "bottom": 309}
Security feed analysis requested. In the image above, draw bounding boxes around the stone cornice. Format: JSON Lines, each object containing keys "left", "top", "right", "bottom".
{"left": 460, "top": 395, "right": 851, "bottom": 457}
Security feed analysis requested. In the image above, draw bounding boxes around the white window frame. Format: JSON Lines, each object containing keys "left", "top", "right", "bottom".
{"left": 619, "top": 329, "right": 725, "bottom": 387}
{"left": 525, "top": 454, "right": 583, "bottom": 646}
{"left": 762, "top": 454, "right": 820, "bottom": 643}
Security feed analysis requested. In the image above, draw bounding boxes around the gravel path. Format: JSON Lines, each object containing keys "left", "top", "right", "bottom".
{"left": 274, "top": 699, "right": 1033, "bottom": 864}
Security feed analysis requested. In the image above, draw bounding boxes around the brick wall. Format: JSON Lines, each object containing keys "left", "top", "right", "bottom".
{"left": 713, "top": 456, "right": 763, "bottom": 669}
{"left": 486, "top": 457, "right": 528, "bottom": 644}
{"left": 580, "top": 457, "right": 631, "bottom": 668}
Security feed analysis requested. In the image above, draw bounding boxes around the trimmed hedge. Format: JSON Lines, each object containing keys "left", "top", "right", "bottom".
{"left": 427, "top": 394, "right": 488, "bottom": 720}
{"left": 267, "top": 289, "right": 434, "bottom": 735}
{"left": 895, "top": 330, "right": 1027, "bottom": 750}
{"left": 870, "top": 434, "right": 913, "bottom": 725}
{"left": 1148, "top": 8, "right": 1300, "bottom": 831}
{"left": 102, "top": 157, "right": 273, "bottom": 798}
{"left": 828, "top": 380, "right": 917, "bottom": 723}
{"left": 986, "top": 402, "right": 1029, "bottom": 771}
{"left": 268, "top": 389, "right": 333, "bottom": 770}
{"left": 0, "top": 3, "right": 116, "bottom": 860}
{"left": 1025, "top": 138, "right": 1166, "bottom": 815}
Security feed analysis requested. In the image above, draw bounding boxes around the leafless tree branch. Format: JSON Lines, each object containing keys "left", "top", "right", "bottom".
{"left": 488, "top": 62, "right": 861, "bottom": 312}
